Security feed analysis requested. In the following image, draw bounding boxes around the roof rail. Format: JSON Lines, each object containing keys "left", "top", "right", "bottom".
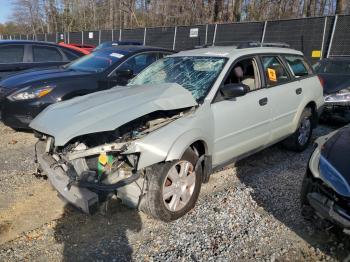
{"left": 237, "top": 41, "right": 290, "bottom": 49}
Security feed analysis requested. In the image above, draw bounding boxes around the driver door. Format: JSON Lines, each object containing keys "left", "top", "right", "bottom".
{"left": 211, "top": 56, "right": 272, "bottom": 167}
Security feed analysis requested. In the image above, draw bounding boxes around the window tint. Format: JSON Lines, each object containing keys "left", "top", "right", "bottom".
{"left": 61, "top": 49, "right": 79, "bottom": 61}
{"left": 284, "top": 55, "right": 311, "bottom": 77}
{"left": 33, "top": 46, "right": 63, "bottom": 62}
{"left": 118, "top": 53, "right": 158, "bottom": 74}
{"left": 0, "top": 45, "right": 24, "bottom": 63}
{"left": 261, "top": 56, "right": 290, "bottom": 86}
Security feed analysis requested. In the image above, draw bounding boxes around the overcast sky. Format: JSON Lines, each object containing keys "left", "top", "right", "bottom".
{"left": 0, "top": 0, "right": 12, "bottom": 23}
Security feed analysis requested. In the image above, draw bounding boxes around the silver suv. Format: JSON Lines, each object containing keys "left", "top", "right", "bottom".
{"left": 31, "top": 46, "right": 324, "bottom": 221}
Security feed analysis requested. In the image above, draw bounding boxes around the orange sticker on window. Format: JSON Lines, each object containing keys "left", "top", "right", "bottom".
{"left": 267, "top": 68, "right": 277, "bottom": 82}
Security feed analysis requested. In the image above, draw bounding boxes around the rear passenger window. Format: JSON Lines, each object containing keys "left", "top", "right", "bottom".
{"left": 261, "top": 56, "right": 290, "bottom": 86}
{"left": 284, "top": 55, "right": 312, "bottom": 77}
{"left": 33, "top": 46, "right": 63, "bottom": 62}
{"left": 0, "top": 45, "right": 24, "bottom": 63}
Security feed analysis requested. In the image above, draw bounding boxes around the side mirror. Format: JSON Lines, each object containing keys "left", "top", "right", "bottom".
{"left": 220, "top": 83, "right": 249, "bottom": 99}
{"left": 114, "top": 69, "right": 134, "bottom": 79}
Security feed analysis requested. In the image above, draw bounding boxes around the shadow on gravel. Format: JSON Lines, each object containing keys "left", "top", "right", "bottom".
{"left": 53, "top": 199, "right": 142, "bottom": 262}
{"left": 235, "top": 123, "right": 350, "bottom": 260}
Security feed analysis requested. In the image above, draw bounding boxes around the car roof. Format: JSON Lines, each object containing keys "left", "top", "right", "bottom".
{"left": 0, "top": 40, "right": 60, "bottom": 46}
{"left": 171, "top": 46, "right": 303, "bottom": 58}
{"left": 96, "top": 45, "right": 174, "bottom": 53}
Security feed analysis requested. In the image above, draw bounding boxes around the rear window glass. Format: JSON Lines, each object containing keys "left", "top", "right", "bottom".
{"left": 33, "top": 46, "right": 63, "bottom": 62}
{"left": 0, "top": 45, "right": 24, "bottom": 63}
{"left": 284, "top": 55, "right": 312, "bottom": 77}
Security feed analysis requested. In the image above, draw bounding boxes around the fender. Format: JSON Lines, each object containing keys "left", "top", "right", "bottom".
{"left": 165, "top": 128, "right": 211, "bottom": 162}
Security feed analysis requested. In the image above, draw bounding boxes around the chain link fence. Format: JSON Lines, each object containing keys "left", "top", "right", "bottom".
{"left": 1, "top": 15, "right": 349, "bottom": 60}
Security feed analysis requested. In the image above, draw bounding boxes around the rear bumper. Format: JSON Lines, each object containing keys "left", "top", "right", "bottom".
{"left": 37, "top": 152, "right": 99, "bottom": 213}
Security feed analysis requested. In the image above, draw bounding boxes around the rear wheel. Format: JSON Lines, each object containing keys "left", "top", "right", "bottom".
{"left": 141, "top": 148, "right": 202, "bottom": 221}
{"left": 282, "top": 107, "right": 313, "bottom": 152}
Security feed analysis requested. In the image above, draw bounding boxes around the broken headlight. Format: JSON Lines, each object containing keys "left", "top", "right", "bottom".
{"left": 324, "top": 89, "right": 350, "bottom": 103}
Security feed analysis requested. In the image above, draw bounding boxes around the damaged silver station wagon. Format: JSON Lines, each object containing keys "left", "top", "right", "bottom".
{"left": 30, "top": 45, "right": 324, "bottom": 221}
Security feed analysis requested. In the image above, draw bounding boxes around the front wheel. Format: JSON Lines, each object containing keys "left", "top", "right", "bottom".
{"left": 282, "top": 107, "right": 313, "bottom": 152}
{"left": 141, "top": 148, "right": 202, "bottom": 221}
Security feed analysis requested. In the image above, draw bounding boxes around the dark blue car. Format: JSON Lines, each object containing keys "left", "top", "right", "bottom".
{"left": 0, "top": 45, "right": 174, "bottom": 129}
{"left": 0, "top": 40, "right": 84, "bottom": 79}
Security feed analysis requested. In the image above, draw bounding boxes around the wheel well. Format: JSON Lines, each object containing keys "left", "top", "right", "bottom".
{"left": 190, "top": 140, "right": 207, "bottom": 157}
{"left": 305, "top": 101, "right": 318, "bottom": 128}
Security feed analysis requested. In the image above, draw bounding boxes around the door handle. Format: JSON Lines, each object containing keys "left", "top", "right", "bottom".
{"left": 259, "top": 97, "right": 268, "bottom": 106}
{"left": 296, "top": 88, "right": 302, "bottom": 95}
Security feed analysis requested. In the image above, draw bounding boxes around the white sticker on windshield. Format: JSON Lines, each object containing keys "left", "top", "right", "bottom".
{"left": 204, "top": 52, "right": 229, "bottom": 57}
{"left": 110, "top": 53, "right": 124, "bottom": 58}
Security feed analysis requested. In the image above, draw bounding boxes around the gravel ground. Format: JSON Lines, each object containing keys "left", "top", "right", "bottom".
{"left": 0, "top": 122, "right": 350, "bottom": 261}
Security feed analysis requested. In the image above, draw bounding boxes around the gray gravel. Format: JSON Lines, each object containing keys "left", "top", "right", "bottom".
{"left": 1, "top": 122, "right": 350, "bottom": 261}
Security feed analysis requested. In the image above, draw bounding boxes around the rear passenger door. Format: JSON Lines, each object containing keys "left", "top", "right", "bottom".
{"left": 260, "top": 55, "right": 306, "bottom": 140}
{"left": 0, "top": 44, "right": 28, "bottom": 78}
{"left": 30, "top": 45, "right": 66, "bottom": 69}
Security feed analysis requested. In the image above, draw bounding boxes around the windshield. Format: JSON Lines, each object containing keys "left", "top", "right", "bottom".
{"left": 128, "top": 56, "right": 227, "bottom": 101}
{"left": 67, "top": 50, "right": 123, "bottom": 73}
{"left": 316, "top": 60, "right": 350, "bottom": 75}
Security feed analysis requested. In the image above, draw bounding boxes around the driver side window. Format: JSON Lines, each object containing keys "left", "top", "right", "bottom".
{"left": 118, "top": 52, "right": 158, "bottom": 74}
{"left": 224, "top": 57, "right": 261, "bottom": 92}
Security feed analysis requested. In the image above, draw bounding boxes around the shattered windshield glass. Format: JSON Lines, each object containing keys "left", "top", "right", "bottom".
{"left": 128, "top": 56, "right": 227, "bottom": 101}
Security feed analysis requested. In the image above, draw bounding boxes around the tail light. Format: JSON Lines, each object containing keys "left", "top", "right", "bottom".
{"left": 318, "top": 75, "right": 325, "bottom": 88}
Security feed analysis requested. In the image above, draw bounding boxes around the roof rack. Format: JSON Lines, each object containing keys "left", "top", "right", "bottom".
{"left": 237, "top": 41, "right": 290, "bottom": 49}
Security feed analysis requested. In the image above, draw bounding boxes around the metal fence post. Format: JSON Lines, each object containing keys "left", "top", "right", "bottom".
{"left": 119, "top": 29, "right": 122, "bottom": 41}
{"left": 205, "top": 24, "right": 208, "bottom": 45}
{"left": 111, "top": 29, "right": 114, "bottom": 41}
{"left": 44, "top": 33, "right": 47, "bottom": 42}
{"left": 67, "top": 32, "right": 70, "bottom": 43}
{"left": 81, "top": 31, "right": 84, "bottom": 45}
{"left": 212, "top": 24, "right": 217, "bottom": 46}
{"left": 320, "top": 16, "right": 328, "bottom": 59}
{"left": 99, "top": 30, "right": 101, "bottom": 45}
{"left": 172, "top": 26, "right": 177, "bottom": 50}
{"left": 261, "top": 21, "right": 267, "bottom": 44}
{"left": 327, "top": 15, "right": 338, "bottom": 58}
{"left": 143, "top": 27, "right": 147, "bottom": 45}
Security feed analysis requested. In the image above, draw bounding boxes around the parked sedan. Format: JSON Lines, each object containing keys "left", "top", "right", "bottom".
{"left": 314, "top": 57, "right": 350, "bottom": 122}
{"left": 301, "top": 125, "right": 350, "bottom": 231}
{"left": 0, "top": 40, "right": 84, "bottom": 79}
{"left": 0, "top": 45, "right": 174, "bottom": 129}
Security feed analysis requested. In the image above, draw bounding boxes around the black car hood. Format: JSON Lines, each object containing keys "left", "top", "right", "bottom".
{"left": 321, "top": 126, "right": 350, "bottom": 184}
{"left": 319, "top": 73, "right": 350, "bottom": 94}
{"left": 0, "top": 68, "right": 94, "bottom": 90}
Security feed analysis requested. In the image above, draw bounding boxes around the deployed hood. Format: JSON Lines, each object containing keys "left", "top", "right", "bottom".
{"left": 30, "top": 83, "right": 197, "bottom": 146}
{"left": 321, "top": 125, "right": 350, "bottom": 189}
{"left": 0, "top": 68, "right": 93, "bottom": 89}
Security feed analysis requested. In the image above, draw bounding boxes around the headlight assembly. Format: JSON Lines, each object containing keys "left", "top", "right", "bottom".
{"left": 8, "top": 85, "right": 55, "bottom": 101}
{"left": 324, "top": 89, "right": 350, "bottom": 103}
{"left": 319, "top": 155, "right": 350, "bottom": 197}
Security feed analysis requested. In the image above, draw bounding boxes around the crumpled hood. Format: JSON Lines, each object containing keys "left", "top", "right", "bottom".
{"left": 321, "top": 125, "right": 350, "bottom": 188}
{"left": 0, "top": 68, "right": 92, "bottom": 89}
{"left": 30, "top": 83, "right": 197, "bottom": 146}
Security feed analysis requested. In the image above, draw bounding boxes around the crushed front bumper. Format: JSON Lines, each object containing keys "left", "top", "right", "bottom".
{"left": 37, "top": 152, "right": 99, "bottom": 213}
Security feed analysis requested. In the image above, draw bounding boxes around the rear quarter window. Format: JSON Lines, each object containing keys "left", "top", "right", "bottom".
{"left": 284, "top": 55, "right": 313, "bottom": 78}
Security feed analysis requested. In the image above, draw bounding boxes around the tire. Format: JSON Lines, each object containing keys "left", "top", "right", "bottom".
{"left": 282, "top": 107, "right": 313, "bottom": 152}
{"left": 141, "top": 148, "right": 202, "bottom": 221}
